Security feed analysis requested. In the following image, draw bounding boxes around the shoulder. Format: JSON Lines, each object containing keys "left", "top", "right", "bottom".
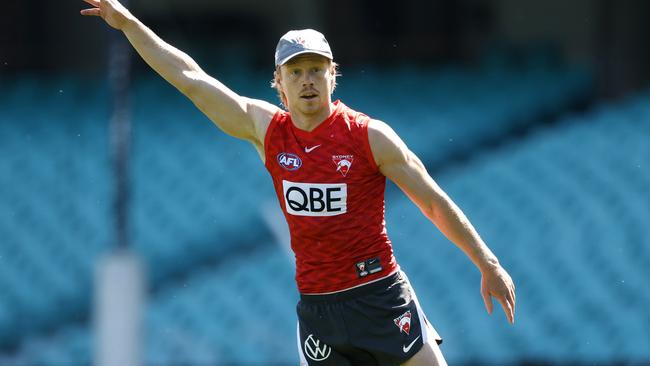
{"left": 340, "top": 103, "right": 369, "bottom": 125}
{"left": 242, "top": 97, "right": 283, "bottom": 141}
{"left": 368, "top": 119, "right": 405, "bottom": 152}
{"left": 367, "top": 119, "right": 409, "bottom": 168}
{"left": 243, "top": 97, "right": 283, "bottom": 126}
{"left": 367, "top": 118, "right": 392, "bottom": 136}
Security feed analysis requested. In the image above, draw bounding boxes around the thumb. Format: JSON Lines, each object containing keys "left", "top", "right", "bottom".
{"left": 80, "top": 8, "right": 101, "bottom": 16}
{"left": 481, "top": 278, "right": 493, "bottom": 314}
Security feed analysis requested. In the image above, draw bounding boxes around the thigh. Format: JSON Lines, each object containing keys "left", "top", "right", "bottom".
{"left": 297, "top": 300, "right": 354, "bottom": 366}
{"left": 400, "top": 341, "right": 447, "bottom": 366}
{"left": 345, "top": 272, "right": 442, "bottom": 365}
{"left": 297, "top": 321, "right": 352, "bottom": 366}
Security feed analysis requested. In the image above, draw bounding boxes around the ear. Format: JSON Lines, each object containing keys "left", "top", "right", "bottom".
{"left": 328, "top": 62, "right": 338, "bottom": 91}
{"left": 329, "top": 62, "right": 336, "bottom": 74}
{"left": 274, "top": 68, "right": 282, "bottom": 86}
{"left": 274, "top": 68, "right": 289, "bottom": 107}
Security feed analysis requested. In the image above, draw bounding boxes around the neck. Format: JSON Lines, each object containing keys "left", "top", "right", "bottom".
{"left": 289, "top": 101, "right": 335, "bottom": 132}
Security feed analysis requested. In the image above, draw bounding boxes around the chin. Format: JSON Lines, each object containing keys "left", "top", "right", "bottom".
{"left": 297, "top": 98, "right": 324, "bottom": 112}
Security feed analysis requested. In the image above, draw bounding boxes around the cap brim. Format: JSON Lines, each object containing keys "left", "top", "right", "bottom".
{"left": 276, "top": 50, "right": 333, "bottom": 66}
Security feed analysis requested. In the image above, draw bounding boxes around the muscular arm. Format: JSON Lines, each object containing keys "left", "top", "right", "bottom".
{"left": 368, "top": 120, "right": 516, "bottom": 324}
{"left": 81, "top": 0, "right": 278, "bottom": 156}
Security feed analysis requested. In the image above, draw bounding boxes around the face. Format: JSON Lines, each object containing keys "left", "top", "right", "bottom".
{"left": 278, "top": 54, "right": 334, "bottom": 115}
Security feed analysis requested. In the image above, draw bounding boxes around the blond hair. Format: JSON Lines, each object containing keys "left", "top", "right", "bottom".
{"left": 270, "top": 61, "right": 339, "bottom": 108}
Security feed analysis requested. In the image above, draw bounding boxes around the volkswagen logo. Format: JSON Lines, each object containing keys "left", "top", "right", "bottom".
{"left": 304, "top": 334, "right": 331, "bottom": 361}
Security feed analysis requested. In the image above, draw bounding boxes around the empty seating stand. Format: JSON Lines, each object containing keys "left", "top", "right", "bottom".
{"left": 8, "top": 68, "right": 648, "bottom": 366}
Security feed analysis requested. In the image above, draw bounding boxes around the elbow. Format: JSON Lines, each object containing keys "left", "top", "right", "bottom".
{"left": 177, "top": 69, "right": 204, "bottom": 96}
{"left": 426, "top": 203, "right": 441, "bottom": 224}
{"left": 424, "top": 194, "right": 452, "bottom": 225}
{"left": 418, "top": 199, "right": 439, "bottom": 223}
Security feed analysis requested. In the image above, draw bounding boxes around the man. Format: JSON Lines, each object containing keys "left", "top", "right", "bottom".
{"left": 81, "top": 1, "right": 516, "bottom": 365}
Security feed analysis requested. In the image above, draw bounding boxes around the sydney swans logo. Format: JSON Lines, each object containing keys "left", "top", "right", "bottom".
{"left": 332, "top": 154, "right": 354, "bottom": 177}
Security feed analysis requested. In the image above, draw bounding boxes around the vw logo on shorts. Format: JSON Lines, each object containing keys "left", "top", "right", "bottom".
{"left": 304, "top": 334, "right": 331, "bottom": 361}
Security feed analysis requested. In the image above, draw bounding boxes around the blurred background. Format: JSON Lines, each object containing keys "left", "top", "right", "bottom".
{"left": 1, "top": 0, "right": 649, "bottom": 365}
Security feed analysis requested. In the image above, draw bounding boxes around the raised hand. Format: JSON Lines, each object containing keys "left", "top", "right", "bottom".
{"left": 480, "top": 264, "right": 516, "bottom": 324}
{"left": 80, "top": 0, "right": 133, "bottom": 30}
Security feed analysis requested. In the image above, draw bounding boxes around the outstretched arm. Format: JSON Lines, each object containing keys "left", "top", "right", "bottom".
{"left": 368, "top": 120, "right": 516, "bottom": 324}
{"left": 80, "top": 0, "right": 278, "bottom": 155}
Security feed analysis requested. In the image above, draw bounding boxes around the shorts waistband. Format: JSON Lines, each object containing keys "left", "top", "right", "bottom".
{"left": 300, "top": 272, "right": 401, "bottom": 303}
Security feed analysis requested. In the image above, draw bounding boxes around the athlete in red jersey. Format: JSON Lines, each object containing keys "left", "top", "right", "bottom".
{"left": 83, "top": 2, "right": 516, "bottom": 365}
{"left": 265, "top": 101, "right": 398, "bottom": 294}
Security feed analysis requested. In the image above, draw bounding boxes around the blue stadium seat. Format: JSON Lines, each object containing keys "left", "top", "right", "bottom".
{"left": 8, "top": 67, "right": 650, "bottom": 366}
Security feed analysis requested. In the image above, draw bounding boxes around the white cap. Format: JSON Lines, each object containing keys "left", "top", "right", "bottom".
{"left": 274, "top": 29, "right": 333, "bottom": 66}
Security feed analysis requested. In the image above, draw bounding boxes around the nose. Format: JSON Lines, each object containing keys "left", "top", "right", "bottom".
{"left": 302, "top": 72, "right": 314, "bottom": 87}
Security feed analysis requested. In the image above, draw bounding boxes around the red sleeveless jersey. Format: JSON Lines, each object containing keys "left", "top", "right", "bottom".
{"left": 264, "top": 101, "right": 398, "bottom": 294}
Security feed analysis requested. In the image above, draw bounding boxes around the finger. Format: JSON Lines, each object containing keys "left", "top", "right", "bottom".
{"left": 506, "top": 290, "right": 516, "bottom": 318}
{"left": 83, "top": 0, "right": 100, "bottom": 6}
{"left": 497, "top": 296, "right": 514, "bottom": 324}
{"left": 481, "top": 285, "right": 493, "bottom": 314}
{"left": 80, "top": 8, "right": 101, "bottom": 16}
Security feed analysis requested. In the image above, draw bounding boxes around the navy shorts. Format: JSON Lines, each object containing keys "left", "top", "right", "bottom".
{"left": 296, "top": 271, "right": 442, "bottom": 365}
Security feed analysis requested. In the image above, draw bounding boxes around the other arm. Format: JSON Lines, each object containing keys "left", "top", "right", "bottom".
{"left": 80, "top": 0, "right": 278, "bottom": 153}
{"left": 368, "top": 120, "right": 516, "bottom": 324}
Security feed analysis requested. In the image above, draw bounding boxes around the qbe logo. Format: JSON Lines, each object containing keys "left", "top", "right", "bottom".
{"left": 282, "top": 180, "right": 347, "bottom": 217}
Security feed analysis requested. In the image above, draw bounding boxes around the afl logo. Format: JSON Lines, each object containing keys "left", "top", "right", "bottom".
{"left": 277, "top": 152, "right": 302, "bottom": 171}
